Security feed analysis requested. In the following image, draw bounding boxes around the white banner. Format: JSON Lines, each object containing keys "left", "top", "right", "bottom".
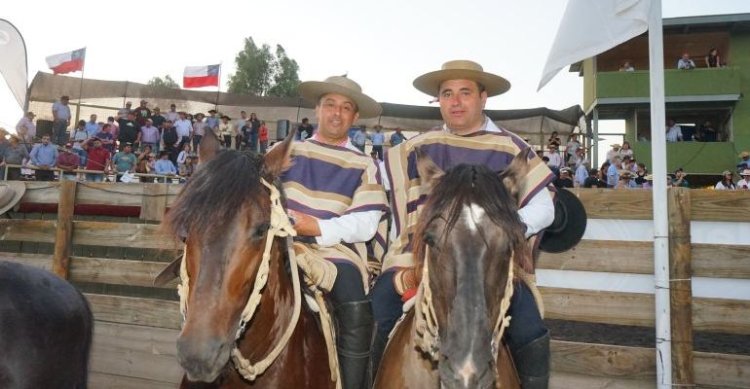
{"left": 0, "top": 19, "right": 28, "bottom": 109}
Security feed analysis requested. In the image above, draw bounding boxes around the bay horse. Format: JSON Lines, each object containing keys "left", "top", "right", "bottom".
{"left": 163, "top": 133, "right": 335, "bottom": 388}
{"left": 374, "top": 149, "right": 534, "bottom": 388}
{"left": 0, "top": 260, "right": 93, "bottom": 389}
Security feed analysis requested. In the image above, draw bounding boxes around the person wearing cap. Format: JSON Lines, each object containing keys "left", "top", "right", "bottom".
{"left": 738, "top": 151, "right": 750, "bottom": 170}
{"left": 1, "top": 136, "right": 30, "bottom": 180}
{"left": 134, "top": 100, "right": 151, "bottom": 127}
{"left": 15, "top": 111, "right": 36, "bottom": 150}
{"left": 737, "top": 169, "right": 750, "bottom": 190}
{"left": 606, "top": 143, "right": 622, "bottom": 164}
{"left": 205, "top": 109, "right": 220, "bottom": 131}
{"left": 52, "top": 95, "right": 71, "bottom": 145}
{"left": 372, "top": 60, "right": 556, "bottom": 388}
{"left": 118, "top": 112, "right": 141, "bottom": 151}
{"left": 218, "top": 115, "right": 233, "bottom": 148}
{"left": 29, "top": 135, "right": 58, "bottom": 181}
{"left": 554, "top": 167, "right": 574, "bottom": 188}
{"left": 283, "top": 75, "right": 388, "bottom": 389}
{"left": 715, "top": 170, "right": 737, "bottom": 190}
{"left": 140, "top": 119, "right": 161, "bottom": 153}
{"left": 56, "top": 143, "right": 80, "bottom": 181}
{"left": 118, "top": 101, "right": 133, "bottom": 121}
{"left": 615, "top": 170, "right": 636, "bottom": 189}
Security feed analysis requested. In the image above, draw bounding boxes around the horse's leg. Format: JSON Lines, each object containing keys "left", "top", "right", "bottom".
{"left": 374, "top": 312, "right": 438, "bottom": 389}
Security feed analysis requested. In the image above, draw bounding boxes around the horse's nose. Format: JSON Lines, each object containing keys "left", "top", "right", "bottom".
{"left": 176, "top": 335, "right": 230, "bottom": 383}
{"left": 440, "top": 358, "right": 494, "bottom": 389}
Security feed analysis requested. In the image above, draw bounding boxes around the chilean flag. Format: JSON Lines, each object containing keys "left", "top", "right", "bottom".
{"left": 46, "top": 48, "right": 86, "bottom": 75}
{"left": 183, "top": 64, "right": 220, "bottom": 88}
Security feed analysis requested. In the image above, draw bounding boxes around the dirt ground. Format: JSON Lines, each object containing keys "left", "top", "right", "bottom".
{"left": 546, "top": 319, "right": 750, "bottom": 355}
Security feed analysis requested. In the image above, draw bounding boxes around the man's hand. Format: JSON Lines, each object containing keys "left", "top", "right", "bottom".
{"left": 288, "top": 210, "right": 321, "bottom": 237}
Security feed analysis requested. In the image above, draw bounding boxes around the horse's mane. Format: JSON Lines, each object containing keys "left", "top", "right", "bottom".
{"left": 165, "top": 150, "right": 266, "bottom": 239}
{"left": 413, "top": 164, "right": 527, "bottom": 271}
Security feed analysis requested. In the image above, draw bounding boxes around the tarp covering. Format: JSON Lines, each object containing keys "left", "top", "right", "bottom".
{"left": 28, "top": 72, "right": 585, "bottom": 145}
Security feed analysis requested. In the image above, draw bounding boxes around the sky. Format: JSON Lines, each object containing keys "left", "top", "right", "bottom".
{"left": 1, "top": 0, "right": 749, "bottom": 131}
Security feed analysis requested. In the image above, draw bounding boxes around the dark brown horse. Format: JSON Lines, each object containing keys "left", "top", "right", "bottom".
{"left": 163, "top": 133, "right": 334, "bottom": 388}
{"left": 374, "top": 150, "right": 534, "bottom": 389}
{"left": 0, "top": 260, "right": 93, "bottom": 389}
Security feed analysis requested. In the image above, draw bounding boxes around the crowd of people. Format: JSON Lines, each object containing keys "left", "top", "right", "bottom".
{"left": 8, "top": 97, "right": 272, "bottom": 182}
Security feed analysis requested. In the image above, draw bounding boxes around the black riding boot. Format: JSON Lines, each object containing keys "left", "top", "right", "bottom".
{"left": 369, "top": 325, "right": 388, "bottom": 386}
{"left": 336, "top": 300, "right": 374, "bottom": 389}
{"left": 511, "top": 330, "right": 550, "bottom": 389}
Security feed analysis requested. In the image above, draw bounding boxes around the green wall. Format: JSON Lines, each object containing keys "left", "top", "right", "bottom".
{"left": 730, "top": 32, "right": 750, "bottom": 154}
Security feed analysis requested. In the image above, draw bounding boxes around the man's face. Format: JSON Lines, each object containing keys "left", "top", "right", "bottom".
{"left": 61, "top": 98, "right": 69, "bottom": 105}
{"left": 241, "top": 111, "right": 247, "bottom": 119}
{"left": 438, "top": 79, "right": 487, "bottom": 134}
{"left": 42, "top": 136, "right": 50, "bottom": 145}
{"left": 90, "top": 115, "right": 97, "bottom": 122}
{"left": 315, "top": 93, "right": 359, "bottom": 141}
{"left": 124, "top": 145, "right": 132, "bottom": 153}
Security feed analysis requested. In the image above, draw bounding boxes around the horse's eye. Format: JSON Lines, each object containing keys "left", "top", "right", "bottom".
{"left": 252, "top": 223, "right": 270, "bottom": 240}
{"left": 423, "top": 234, "right": 436, "bottom": 247}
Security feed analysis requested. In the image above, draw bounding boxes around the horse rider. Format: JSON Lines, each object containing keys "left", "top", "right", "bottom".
{"left": 282, "top": 75, "right": 389, "bottom": 389}
{"left": 370, "top": 60, "right": 556, "bottom": 388}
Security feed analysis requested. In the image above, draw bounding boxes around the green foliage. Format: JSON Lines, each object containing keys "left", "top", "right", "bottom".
{"left": 227, "top": 38, "right": 301, "bottom": 97}
{"left": 147, "top": 75, "right": 179, "bottom": 89}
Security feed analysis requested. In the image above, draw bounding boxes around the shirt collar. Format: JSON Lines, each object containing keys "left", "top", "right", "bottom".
{"left": 442, "top": 115, "right": 501, "bottom": 134}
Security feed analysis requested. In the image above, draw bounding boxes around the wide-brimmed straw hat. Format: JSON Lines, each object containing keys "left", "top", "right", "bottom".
{"left": 740, "top": 151, "right": 750, "bottom": 159}
{"left": 0, "top": 182, "right": 25, "bottom": 216}
{"left": 739, "top": 169, "right": 750, "bottom": 177}
{"left": 413, "top": 60, "right": 511, "bottom": 97}
{"left": 298, "top": 76, "right": 382, "bottom": 119}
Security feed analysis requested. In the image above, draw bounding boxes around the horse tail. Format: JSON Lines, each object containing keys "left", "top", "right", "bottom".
{"left": 76, "top": 290, "right": 94, "bottom": 389}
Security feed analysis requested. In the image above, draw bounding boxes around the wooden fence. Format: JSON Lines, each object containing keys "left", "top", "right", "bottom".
{"left": 1, "top": 182, "right": 748, "bottom": 388}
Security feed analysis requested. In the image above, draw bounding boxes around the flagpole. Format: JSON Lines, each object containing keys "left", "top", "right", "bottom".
{"left": 214, "top": 63, "right": 222, "bottom": 112}
{"left": 647, "top": 1, "right": 672, "bottom": 387}
{"left": 74, "top": 48, "right": 86, "bottom": 125}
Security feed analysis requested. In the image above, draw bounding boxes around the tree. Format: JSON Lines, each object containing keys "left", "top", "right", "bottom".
{"left": 147, "top": 75, "right": 179, "bottom": 89}
{"left": 227, "top": 37, "right": 300, "bottom": 97}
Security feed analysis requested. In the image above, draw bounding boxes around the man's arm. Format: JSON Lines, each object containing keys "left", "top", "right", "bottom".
{"left": 517, "top": 188, "right": 555, "bottom": 238}
{"left": 291, "top": 210, "right": 383, "bottom": 247}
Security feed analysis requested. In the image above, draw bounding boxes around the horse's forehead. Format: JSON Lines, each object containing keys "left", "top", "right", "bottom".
{"left": 461, "top": 203, "right": 486, "bottom": 233}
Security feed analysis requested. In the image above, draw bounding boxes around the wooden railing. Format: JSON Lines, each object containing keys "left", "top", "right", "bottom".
{"left": 0, "top": 183, "right": 748, "bottom": 388}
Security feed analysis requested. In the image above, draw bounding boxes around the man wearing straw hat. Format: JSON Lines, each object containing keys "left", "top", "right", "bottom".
{"left": 372, "top": 60, "right": 556, "bottom": 388}
{"left": 282, "top": 75, "right": 388, "bottom": 389}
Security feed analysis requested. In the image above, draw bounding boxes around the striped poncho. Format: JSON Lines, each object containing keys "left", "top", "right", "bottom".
{"left": 383, "top": 125, "right": 555, "bottom": 273}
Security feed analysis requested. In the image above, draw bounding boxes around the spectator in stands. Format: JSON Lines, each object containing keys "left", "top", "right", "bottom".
{"left": 95, "top": 123, "right": 115, "bottom": 155}
{"left": 135, "top": 145, "right": 153, "bottom": 181}
{"left": 737, "top": 169, "right": 750, "bottom": 190}
{"left": 606, "top": 143, "right": 621, "bottom": 163}
{"left": 165, "top": 104, "right": 179, "bottom": 123}
{"left": 352, "top": 127, "right": 367, "bottom": 152}
{"left": 134, "top": 100, "right": 151, "bottom": 127}
{"left": 161, "top": 120, "right": 179, "bottom": 165}
{"left": 177, "top": 143, "right": 191, "bottom": 174}
{"left": 118, "top": 101, "right": 133, "bottom": 120}
{"left": 85, "top": 114, "right": 100, "bottom": 137}
{"left": 607, "top": 156, "right": 621, "bottom": 188}
{"left": 234, "top": 111, "right": 248, "bottom": 146}
{"left": 641, "top": 174, "right": 654, "bottom": 189}
{"left": 634, "top": 163, "right": 648, "bottom": 187}
{"left": 665, "top": 119, "right": 682, "bottom": 142}
{"left": 705, "top": 48, "right": 721, "bottom": 68}
{"left": 547, "top": 131, "right": 562, "bottom": 148}
{"left": 371, "top": 125, "right": 385, "bottom": 160}
{"left": 56, "top": 143, "right": 80, "bottom": 181}
{"left": 29, "top": 135, "right": 58, "bottom": 181}
{"left": 174, "top": 112, "right": 192, "bottom": 151}
{"left": 672, "top": 168, "right": 689, "bottom": 188}
{"left": 1, "top": 136, "right": 29, "bottom": 180}
{"left": 15, "top": 111, "right": 36, "bottom": 150}
{"left": 574, "top": 160, "right": 589, "bottom": 187}
{"left": 390, "top": 127, "right": 407, "bottom": 146}
{"left": 298, "top": 117, "right": 314, "bottom": 140}
{"left": 140, "top": 119, "right": 161, "bottom": 152}
{"left": 543, "top": 143, "right": 563, "bottom": 173}
{"left": 151, "top": 107, "right": 166, "bottom": 129}
{"left": 564, "top": 133, "right": 581, "bottom": 164}
{"left": 70, "top": 120, "right": 88, "bottom": 147}
{"left": 154, "top": 151, "right": 177, "bottom": 181}
{"left": 52, "top": 95, "right": 71, "bottom": 145}
{"left": 240, "top": 119, "right": 254, "bottom": 151}
{"left": 107, "top": 116, "right": 119, "bottom": 141}
{"left": 620, "top": 141, "right": 633, "bottom": 160}
{"left": 554, "top": 167, "right": 574, "bottom": 188}
{"left": 698, "top": 121, "right": 718, "bottom": 142}
{"left": 583, "top": 168, "right": 606, "bottom": 188}
{"left": 219, "top": 115, "right": 233, "bottom": 148}
{"left": 112, "top": 143, "right": 137, "bottom": 181}
{"left": 677, "top": 53, "right": 696, "bottom": 70}
{"left": 738, "top": 151, "right": 750, "bottom": 170}
{"left": 615, "top": 171, "right": 636, "bottom": 189}
{"left": 192, "top": 113, "right": 206, "bottom": 151}
{"left": 205, "top": 109, "right": 220, "bottom": 131}
{"left": 619, "top": 61, "right": 635, "bottom": 72}
{"left": 715, "top": 170, "right": 736, "bottom": 190}
{"left": 118, "top": 112, "right": 141, "bottom": 150}
{"left": 259, "top": 121, "right": 269, "bottom": 153}
{"left": 86, "top": 139, "right": 110, "bottom": 182}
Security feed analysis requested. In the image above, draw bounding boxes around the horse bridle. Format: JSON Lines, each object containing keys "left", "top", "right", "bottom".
{"left": 178, "top": 178, "right": 303, "bottom": 381}
{"left": 413, "top": 245, "right": 515, "bottom": 363}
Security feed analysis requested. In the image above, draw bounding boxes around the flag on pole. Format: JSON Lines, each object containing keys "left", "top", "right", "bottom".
{"left": 537, "top": 0, "right": 650, "bottom": 90}
{"left": 46, "top": 48, "right": 86, "bottom": 75}
{"left": 0, "top": 19, "right": 29, "bottom": 109}
{"left": 183, "top": 64, "right": 220, "bottom": 88}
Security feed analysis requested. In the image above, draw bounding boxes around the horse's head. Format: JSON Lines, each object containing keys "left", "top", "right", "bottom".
{"left": 413, "top": 148, "right": 533, "bottom": 389}
{"left": 164, "top": 133, "right": 294, "bottom": 382}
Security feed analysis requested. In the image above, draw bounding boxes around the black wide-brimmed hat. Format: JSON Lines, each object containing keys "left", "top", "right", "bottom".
{"left": 539, "top": 188, "right": 587, "bottom": 253}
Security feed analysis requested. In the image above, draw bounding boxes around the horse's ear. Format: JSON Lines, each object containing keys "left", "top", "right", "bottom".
{"left": 262, "top": 128, "right": 297, "bottom": 179}
{"left": 199, "top": 133, "right": 221, "bottom": 164}
{"left": 501, "top": 147, "right": 532, "bottom": 200}
{"left": 416, "top": 147, "right": 444, "bottom": 192}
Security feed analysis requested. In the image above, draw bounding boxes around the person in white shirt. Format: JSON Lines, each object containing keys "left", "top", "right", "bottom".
{"left": 737, "top": 169, "right": 750, "bottom": 190}
{"left": 606, "top": 143, "right": 622, "bottom": 163}
{"left": 666, "top": 119, "right": 683, "bottom": 142}
{"left": 544, "top": 144, "right": 563, "bottom": 171}
{"left": 173, "top": 112, "right": 193, "bottom": 151}
{"left": 15, "top": 111, "right": 36, "bottom": 150}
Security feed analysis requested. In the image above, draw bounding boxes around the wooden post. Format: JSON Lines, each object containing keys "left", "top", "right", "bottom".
{"left": 52, "top": 180, "right": 76, "bottom": 279}
{"left": 668, "top": 187, "right": 694, "bottom": 385}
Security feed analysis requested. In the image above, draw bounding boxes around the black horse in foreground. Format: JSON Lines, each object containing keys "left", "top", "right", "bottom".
{"left": 0, "top": 261, "right": 93, "bottom": 389}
